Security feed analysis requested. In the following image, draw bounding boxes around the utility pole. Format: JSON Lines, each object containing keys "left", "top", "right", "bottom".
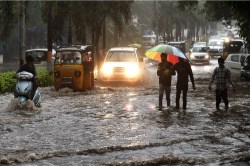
{"left": 19, "top": 1, "right": 25, "bottom": 66}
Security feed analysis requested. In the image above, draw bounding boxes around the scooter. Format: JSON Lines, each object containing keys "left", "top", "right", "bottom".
{"left": 15, "top": 71, "right": 41, "bottom": 107}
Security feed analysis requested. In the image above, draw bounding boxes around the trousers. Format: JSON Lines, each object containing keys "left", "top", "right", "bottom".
{"left": 176, "top": 87, "right": 188, "bottom": 109}
{"left": 216, "top": 89, "right": 228, "bottom": 109}
{"left": 159, "top": 84, "right": 171, "bottom": 107}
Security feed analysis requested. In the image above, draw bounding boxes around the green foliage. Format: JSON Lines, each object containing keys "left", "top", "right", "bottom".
{"left": 0, "top": 71, "right": 16, "bottom": 93}
{"left": 0, "top": 69, "right": 54, "bottom": 94}
{"left": 37, "top": 69, "right": 54, "bottom": 87}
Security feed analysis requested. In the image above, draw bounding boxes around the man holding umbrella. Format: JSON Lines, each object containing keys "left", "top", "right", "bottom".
{"left": 157, "top": 53, "right": 175, "bottom": 110}
{"left": 172, "top": 57, "right": 195, "bottom": 109}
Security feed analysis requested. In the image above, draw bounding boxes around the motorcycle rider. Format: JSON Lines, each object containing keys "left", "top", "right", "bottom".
{"left": 16, "top": 55, "right": 39, "bottom": 105}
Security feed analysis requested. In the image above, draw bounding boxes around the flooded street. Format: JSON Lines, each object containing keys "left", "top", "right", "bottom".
{"left": 0, "top": 59, "right": 250, "bottom": 165}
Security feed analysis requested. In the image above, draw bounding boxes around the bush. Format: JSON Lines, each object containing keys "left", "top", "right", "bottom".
{"left": 37, "top": 69, "right": 54, "bottom": 87}
{"left": 0, "top": 69, "right": 54, "bottom": 94}
{"left": 0, "top": 71, "right": 16, "bottom": 93}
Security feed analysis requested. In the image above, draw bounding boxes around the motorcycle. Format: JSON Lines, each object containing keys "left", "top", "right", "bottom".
{"left": 14, "top": 71, "right": 41, "bottom": 107}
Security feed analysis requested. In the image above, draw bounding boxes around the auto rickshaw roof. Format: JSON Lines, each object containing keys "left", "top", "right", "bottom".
{"left": 57, "top": 45, "right": 93, "bottom": 52}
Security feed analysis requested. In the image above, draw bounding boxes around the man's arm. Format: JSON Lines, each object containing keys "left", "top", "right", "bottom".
{"left": 157, "top": 63, "right": 164, "bottom": 76}
{"left": 208, "top": 68, "right": 216, "bottom": 90}
{"left": 227, "top": 69, "right": 236, "bottom": 92}
{"left": 188, "top": 63, "right": 195, "bottom": 90}
{"left": 170, "top": 63, "right": 176, "bottom": 75}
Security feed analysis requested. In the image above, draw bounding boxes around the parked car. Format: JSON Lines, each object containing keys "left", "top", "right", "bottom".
{"left": 224, "top": 53, "right": 248, "bottom": 78}
{"left": 240, "top": 55, "right": 250, "bottom": 80}
{"left": 99, "top": 47, "right": 145, "bottom": 83}
{"left": 189, "top": 46, "right": 210, "bottom": 64}
{"left": 25, "top": 48, "right": 56, "bottom": 71}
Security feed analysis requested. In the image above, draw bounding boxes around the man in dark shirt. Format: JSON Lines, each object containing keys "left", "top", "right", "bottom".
{"left": 157, "top": 53, "right": 175, "bottom": 110}
{"left": 16, "top": 55, "right": 38, "bottom": 98}
{"left": 173, "top": 57, "right": 195, "bottom": 109}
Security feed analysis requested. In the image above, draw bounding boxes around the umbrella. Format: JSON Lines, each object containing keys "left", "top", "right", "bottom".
{"left": 145, "top": 44, "right": 188, "bottom": 64}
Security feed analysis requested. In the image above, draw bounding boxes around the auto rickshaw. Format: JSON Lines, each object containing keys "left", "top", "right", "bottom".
{"left": 54, "top": 45, "right": 95, "bottom": 91}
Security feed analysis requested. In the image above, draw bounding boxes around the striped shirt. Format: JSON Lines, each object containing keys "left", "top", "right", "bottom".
{"left": 210, "top": 66, "right": 233, "bottom": 91}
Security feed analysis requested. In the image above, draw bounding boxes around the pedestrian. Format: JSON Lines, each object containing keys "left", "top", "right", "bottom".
{"left": 157, "top": 53, "right": 175, "bottom": 110}
{"left": 172, "top": 57, "right": 195, "bottom": 109}
{"left": 208, "top": 57, "right": 235, "bottom": 110}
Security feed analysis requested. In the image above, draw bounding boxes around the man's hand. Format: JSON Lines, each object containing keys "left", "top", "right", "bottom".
{"left": 232, "top": 86, "right": 236, "bottom": 94}
{"left": 208, "top": 84, "right": 212, "bottom": 91}
{"left": 192, "top": 84, "right": 196, "bottom": 90}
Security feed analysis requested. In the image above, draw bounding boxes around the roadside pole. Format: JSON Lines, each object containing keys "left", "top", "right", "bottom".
{"left": 19, "top": 1, "right": 25, "bottom": 66}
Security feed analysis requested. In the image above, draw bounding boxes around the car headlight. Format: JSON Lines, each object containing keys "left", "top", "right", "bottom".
{"left": 205, "top": 54, "right": 209, "bottom": 59}
{"left": 125, "top": 64, "right": 140, "bottom": 78}
{"left": 101, "top": 64, "right": 113, "bottom": 76}
{"left": 190, "top": 54, "right": 195, "bottom": 58}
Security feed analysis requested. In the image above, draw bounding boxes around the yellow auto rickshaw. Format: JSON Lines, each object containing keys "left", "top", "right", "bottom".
{"left": 54, "top": 45, "right": 95, "bottom": 91}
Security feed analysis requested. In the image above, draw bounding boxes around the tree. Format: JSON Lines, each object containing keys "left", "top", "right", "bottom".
{"left": 0, "top": 1, "right": 27, "bottom": 65}
{"left": 202, "top": 1, "right": 250, "bottom": 50}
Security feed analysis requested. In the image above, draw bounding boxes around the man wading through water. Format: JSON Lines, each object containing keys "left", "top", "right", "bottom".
{"left": 172, "top": 57, "right": 195, "bottom": 109}
{"left": 157, "top": 53, "right": 175, "bottom": 110}
{"left": 208, "top": 57, "right": 235, "bottom": 110}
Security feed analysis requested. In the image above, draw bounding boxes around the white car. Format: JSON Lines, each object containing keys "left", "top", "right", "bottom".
{"left": 99, "top": 47, "right": 145, "bottom": 83}
{"left": 224, "top": 53, "right": 248, "bottom": 78}
{"left": 25, "top": 48, "right": 56, "bottom": 71}
{"left": 189, "top": 46, "right": 210, "bottom": 64}
{"left": 207, "top": 39, "right": 223, "bottom": 57}
{"left": 193, "top": 42, "right": 207, "bottom": 47}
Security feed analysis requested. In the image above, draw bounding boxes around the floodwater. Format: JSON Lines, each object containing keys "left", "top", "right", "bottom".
{"left": 0, "top": 59, "right": 249, "bottom": 165}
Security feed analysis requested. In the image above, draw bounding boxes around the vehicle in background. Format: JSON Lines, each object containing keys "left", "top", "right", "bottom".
{"left": 219, "top": 32, "right": 229, "bottom": 40}
{"left": 54, "top": 45, "right": 95, "bottom": 91}
{"left": 209, "top": 35, "right": 221, "bottom": 40}
{"left": 142, "top": 34, "right": 156, "bottom": 50}
{"left": 207, "top": 39, "right": 224, "bottom": 57}
{"left": 189, "top": 46, "right": 210, "bottom": 64}
{"left": 222, "top": 39, "right": 245, "bottom": 59}
{"left": 25, "top": 48, "right": 56, "bottom": 71}
{"left": 168, "top": 41, "right": 186, "bottom": 55}
{"left": 192, "top": 42, "right": 207, "bottom": 48}
{"left": 99, "top": 47, "right": 145, "bottom": 83}
{"left": 224, "top": 53, "right": 248, "bottom": 78}
{"left": 240, "top": 55, "right": 250, "bottom": 80}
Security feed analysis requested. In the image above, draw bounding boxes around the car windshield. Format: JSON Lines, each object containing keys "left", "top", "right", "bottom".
{"left": 192, "top": 47, "right": 207, "bottom": 53}
{"left": 106, "top": 51, "right": 137, "bottom": 62}
{"left": 55, "top": 51, "right": 82, "bottom": 64}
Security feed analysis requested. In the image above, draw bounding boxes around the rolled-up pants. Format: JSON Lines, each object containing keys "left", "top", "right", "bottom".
{"left": 159, "top": 84, "right": 171, "bottom": 107}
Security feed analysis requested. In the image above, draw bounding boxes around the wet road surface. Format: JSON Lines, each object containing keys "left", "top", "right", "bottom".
{"left": 0, "top": 59, "right": 250, "bottom": 165}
